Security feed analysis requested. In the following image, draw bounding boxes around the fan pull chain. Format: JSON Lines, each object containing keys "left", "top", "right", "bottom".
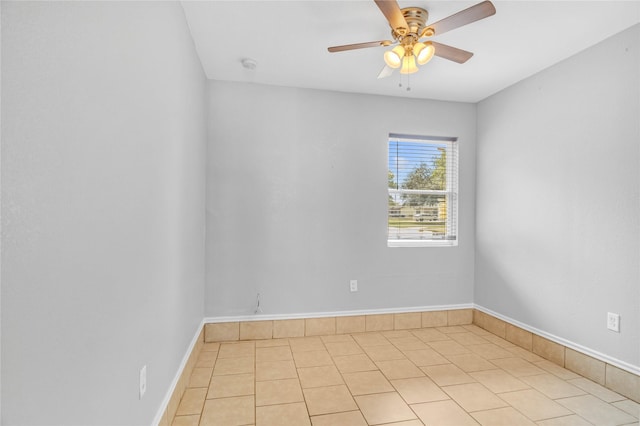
{"left": 397, "top": 54, "right": 411, "bottom": 91}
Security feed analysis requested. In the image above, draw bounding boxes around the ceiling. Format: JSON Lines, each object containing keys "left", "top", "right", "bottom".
{"left": 181, "top": 1, "right": 640, "bottom": 103}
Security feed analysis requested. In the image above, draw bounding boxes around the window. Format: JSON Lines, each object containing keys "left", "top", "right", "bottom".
{"left": 388, "top": 133, "right": 458, "bottom": 247}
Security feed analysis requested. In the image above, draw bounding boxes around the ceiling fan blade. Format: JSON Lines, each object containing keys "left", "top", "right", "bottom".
{"left": 377, "top": 65, "right": 394, "bottom": 79}
{"left": 432, "top": 42, "right": 474, "bottom": 64}
{"left": 427, "top": 1, "right": 496, "bottom": 36}
{"left": 328, "top": 40, "right": 393, "bottom": 53}
{"left": 374, "top": 0, "right": 408, "bottom": 32}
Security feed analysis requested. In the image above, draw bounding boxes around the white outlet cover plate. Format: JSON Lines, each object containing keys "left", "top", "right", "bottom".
{"left": 607, "top": 312, "right": 620, "bottom": 332}
{"left": 350, "top": 280, "right": 357, "bottom": 292}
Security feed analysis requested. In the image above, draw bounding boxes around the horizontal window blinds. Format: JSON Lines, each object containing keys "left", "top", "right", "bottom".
{"left": 388, "top": 134, "right": 458, "bottom": 246}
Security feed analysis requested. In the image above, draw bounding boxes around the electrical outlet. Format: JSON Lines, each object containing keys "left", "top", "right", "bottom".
{"left": 350, "top": 279, "right": 358, "bottom": 292}
{"left": 139, "top": 365, "right": 147, "bottom": 399}
{"left": 607, "top": 312, "right": 620, "bottom": 332}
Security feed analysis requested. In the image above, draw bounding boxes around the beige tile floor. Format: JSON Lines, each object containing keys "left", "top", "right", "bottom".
{"left": 173, "top": 325, "right": 640, "bottom": 426}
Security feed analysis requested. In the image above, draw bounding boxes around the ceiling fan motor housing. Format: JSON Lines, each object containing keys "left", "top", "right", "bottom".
{"left": 391, "top": 7, "right": 434, "bottom": 42}
{"left": 391, "top": 7, "right": 434, "bottom": 56}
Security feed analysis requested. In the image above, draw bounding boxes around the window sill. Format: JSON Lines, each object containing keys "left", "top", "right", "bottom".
{"left": 387, "top": 239, "right": 458, "bottom": 248}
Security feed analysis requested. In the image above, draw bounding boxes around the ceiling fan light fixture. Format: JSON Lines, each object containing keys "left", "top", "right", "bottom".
{"left": 383, "top": 45, "right": 405, "bottom": 68}
{"left": 328, "top": 1, "right": 496, "bottom": 81}
{"left": 414, "top": 41, "right": 435, "bottom": 65}
{"left": 399, "top": 54, "right": 418, "bottom": 74}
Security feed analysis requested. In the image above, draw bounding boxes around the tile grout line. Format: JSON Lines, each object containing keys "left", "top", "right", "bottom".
{"left": 296, "top": 336, "right": 315, "bottom": 424}
{"left": 330, "top": 332, "right": 367, "bottom": 422}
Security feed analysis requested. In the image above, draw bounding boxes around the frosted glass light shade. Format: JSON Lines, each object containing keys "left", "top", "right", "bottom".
{"left": 414, "top": 42, "right": 435, "bottom": 65}
{"left": 399, "top": 55, "right": 418, "bottom": 74}
{"left": 383, "top": 45, "right": 405, "bottom": 69}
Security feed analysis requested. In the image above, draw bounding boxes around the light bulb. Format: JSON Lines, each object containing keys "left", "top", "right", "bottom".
{"left": 414, "top": 42, "right": 435, "bottom": 65}
{"left": 399, "top": 55, "right": 418, "bottom": 74}
{"left": 383, "top": 45, "right": 405, "bottom": 69}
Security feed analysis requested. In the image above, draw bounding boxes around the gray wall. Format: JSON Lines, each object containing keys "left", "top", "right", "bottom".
{"left": 206, "top": 81, "right": 477, "bottom": 317}
{"left": 1, "top": 2, "right": 206, "bottom": 424}
{"left": 476, "top": 25, "right": 639, "bottom": 368}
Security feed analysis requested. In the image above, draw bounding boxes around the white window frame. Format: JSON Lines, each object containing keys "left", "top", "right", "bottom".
{"left": 387, "top": 133, "right": 459, "bottom": 248}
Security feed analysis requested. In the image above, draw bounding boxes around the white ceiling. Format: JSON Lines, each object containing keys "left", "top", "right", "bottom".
{"left": 181, "top": 1, "right": 640, "bottom": 103}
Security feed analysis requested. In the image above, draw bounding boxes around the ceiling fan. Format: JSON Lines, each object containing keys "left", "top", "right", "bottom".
{"left": 328, "top": 0, "right": 496, "bottom": 79}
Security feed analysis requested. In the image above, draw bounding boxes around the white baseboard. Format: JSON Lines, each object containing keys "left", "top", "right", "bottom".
{"left": 203, "top": 303, "right": 475, "bottom": 324}
{"left": 152, "top": 319, "right": 204, "bottom": 426}
{"left": 474, "top": 304, "right": 640, "bottom": 376}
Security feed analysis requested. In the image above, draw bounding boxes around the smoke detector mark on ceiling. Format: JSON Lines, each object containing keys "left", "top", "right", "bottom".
{"left": 241, "top": 58, "right": 257, "bottom": 70}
